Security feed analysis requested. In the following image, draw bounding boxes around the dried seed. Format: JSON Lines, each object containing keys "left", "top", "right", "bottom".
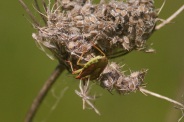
{"left": 76, "top": 20, "right": 84, "bottom": 27}
{"left": 120, "top": 9, "right": 127, "bottom": 17}
{"left": 110, "top": 9, "right": 119, "bottom": 17}
{"left": 123, "top": 36, "right": 129, "bottom": 44}
{"left": 89, "top": 15, "right": 98, "bottom": 23}
{"left": 73, "top": 16, "right": 83, "bottom": 21}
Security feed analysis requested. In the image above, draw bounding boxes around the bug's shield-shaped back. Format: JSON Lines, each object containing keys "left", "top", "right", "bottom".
{"left": 76, "top": 57, "right": 108, "bottom": 80}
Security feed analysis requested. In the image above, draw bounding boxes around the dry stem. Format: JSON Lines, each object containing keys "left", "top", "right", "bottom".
{"left": 140, "top": 88, "right": 184, "bottom": 108}
{"left": 33, "top": 0, "right": 47, "bottom": 25}
{"left": 24, "top": 64, "right": 64, "bottom": 122}
{"left": 19, "top": 0, "right": 40, "bottom": 27}
{"left": 156, "top": 5, "right": 184, "bottom": 30}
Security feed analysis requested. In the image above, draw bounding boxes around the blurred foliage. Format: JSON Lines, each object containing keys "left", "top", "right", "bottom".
{"left": 0, "top": 0, "right": 184, "bottom": 122}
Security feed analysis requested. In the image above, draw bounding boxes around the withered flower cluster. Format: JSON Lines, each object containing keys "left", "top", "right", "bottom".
{"left": 32, "top": 0, "right": 158, "bottom": 112}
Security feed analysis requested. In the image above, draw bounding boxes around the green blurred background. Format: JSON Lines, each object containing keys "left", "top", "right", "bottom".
{"left": 0, "top": 0, "right": 184, "bottom": 122}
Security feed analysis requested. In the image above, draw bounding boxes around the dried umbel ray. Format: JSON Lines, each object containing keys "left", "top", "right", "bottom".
{"left": 28, "top": 0, "right": 158, "bottom": 114}
{"left": 19, "top": 0, "right": 184, "bottom": 119}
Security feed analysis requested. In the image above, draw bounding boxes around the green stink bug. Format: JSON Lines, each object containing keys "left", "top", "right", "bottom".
{"left": 70, "top": 44, "right": 108, "bottom": 80}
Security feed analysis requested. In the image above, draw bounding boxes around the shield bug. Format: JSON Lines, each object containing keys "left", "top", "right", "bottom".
{"left": 69, "top": 44, "right": 108, "bottom": 80}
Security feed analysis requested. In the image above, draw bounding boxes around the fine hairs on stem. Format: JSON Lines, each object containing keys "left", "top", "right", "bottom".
{"left": 19, "top": 0, "right": 184, "bottom": 122}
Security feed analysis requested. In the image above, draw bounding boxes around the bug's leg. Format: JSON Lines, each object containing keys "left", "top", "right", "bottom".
{"left": 71, "top": 52, "right": 87, "bottom": 61}
{"left": 66, "top": 60, "right": 75, "bottom": 72}
{"left": 76, "top": 52, "right": 85, "bottom": 66}
{"left": 67, "top": 52, "right": 86, "bottom": 74}
{"left": 66, "top": 60, "right": 83, "bottom": 74}
{"left": 92, "top": 44, "right": 106, "bottom": 56}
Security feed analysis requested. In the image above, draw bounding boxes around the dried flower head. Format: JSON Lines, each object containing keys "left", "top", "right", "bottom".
{"left": 98, "top": 62, "right": 147, "bottom": 93}
{"left": 30, "top": 0, "right": 158, "bottom": 112}
{"left": 32, "top": 0, "right": 157, "bottom": 68}
{"left": 19, "top": 0, "right": 184, "bottom": 119}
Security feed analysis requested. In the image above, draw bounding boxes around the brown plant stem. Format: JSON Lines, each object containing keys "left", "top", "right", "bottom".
{"left": 24, "top": 64, "right": 65, "bottom": 122}
{"left": 140, "top": 88, "right": 184, "bottom": 108}
{"left": 165, "top": 77, "right": 184, "bottom": 122}
{"left": 19, "top": 0, "right": 40, "bottom": 27}
{"left": 33, "top": 0, "right": 47, "bottom": 25}
{"left": 156, "top": 5, "right": 184, "bottom": 30}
